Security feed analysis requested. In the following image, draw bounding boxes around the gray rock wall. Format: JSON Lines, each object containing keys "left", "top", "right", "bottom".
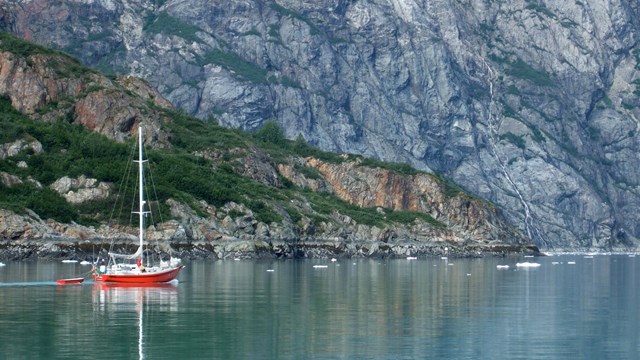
{"left": 3, "top": 0, "right": 640, "bottom": 250}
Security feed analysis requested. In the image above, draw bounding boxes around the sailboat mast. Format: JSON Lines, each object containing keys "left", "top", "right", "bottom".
{"left": 138, "top": 126, "right": 145, "bottom": 265}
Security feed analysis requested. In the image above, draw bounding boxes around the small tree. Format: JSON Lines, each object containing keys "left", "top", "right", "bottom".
{"left": 206, "top": 113, "right": 218, "bottom": 125}
{"left": 254, "top": 120, "right": 286, "bottom": 146}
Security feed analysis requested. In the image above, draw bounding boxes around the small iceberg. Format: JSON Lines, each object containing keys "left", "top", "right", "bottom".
{"left": 0, "top": 262, "right": 5, "bottom": 267}
{"left": 61, "top": 260, "right": 78, "bottom": 263}
{"left": 313, "top": 265, "right": 328, "bottom": 269}
{"left": 266, "top": 269, "right": 275, "bottom": 272}
{"left": 406, "top": 256, "right": 417, "bottom": 260}
{"left": 524, "top": 255, "right": 534, "bottom": 258}
{"left": 441, "top": 256, "right": 448, "bottom": 260}
{"left": 516, "top": 262, "right": 541, "bottom": 268}
{"left": 567, "top": 261, "right": 576, "bottom": 265}
{"left": 331, "top": 258, "right": 337, "bottom": 262}
{"left": 80, "top": 260, "right": 92, "bottom": 266}
{"left": 552, "top": 262, "right": 560, "bottom": 265}
{"left": 496, "top": 265, "right": 509, "bottom": 270}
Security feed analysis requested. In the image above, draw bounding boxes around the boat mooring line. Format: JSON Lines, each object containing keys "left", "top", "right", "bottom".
{"left": 0, "top": 280, "right": 97, "bottom": 287}
{"left": 0, "top": 281, "right": 61, "bottom": 287}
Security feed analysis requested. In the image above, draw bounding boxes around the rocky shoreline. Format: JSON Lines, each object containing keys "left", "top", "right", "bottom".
{"left": 0, "top": 237, "right": 540, "bottom": 261}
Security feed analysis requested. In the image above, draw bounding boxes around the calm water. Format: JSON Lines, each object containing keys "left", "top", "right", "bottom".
{"left": 0, "top": 255, "right": 639, "bottom": 359}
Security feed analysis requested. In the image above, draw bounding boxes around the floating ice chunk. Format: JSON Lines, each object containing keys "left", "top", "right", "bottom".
{"left": 516, "top": 262, "right": 541, "bottom": 268}
{"left": 313, "top": 265, "right": 328, "bottom": 269}
{"left": 406, "top": 256, "right": 417, "bottom": 260}
{"left": 331, "top": 258, "right": 337, "bottom": 262}
{"left": 524, "top": 255, "right": 534, "bottom": 258}
{"left": 496, "top": 265, "right": 509, "bottom": 270}
{"left": 0, "top": 262, "right": 5, "bottom": 267}
{"left": 61, "top": 260, "right": 78, "bottom": 263}
{"left": 583, "top": 256, "right": 593, "bottom": 259}
{"left": 567, "top": 261, "right": 576, "bottom": 265}
{"left": 266, "top": 269, "right": 275, "bottom": 272}
{"left": 80, "top": 260, "right": 92, "bottom": 265}
{"left": 552, "top": 262, "right": 559, "bottom": 265}
{"left": 441, "top": 257, "right": 448, "bottom": 260}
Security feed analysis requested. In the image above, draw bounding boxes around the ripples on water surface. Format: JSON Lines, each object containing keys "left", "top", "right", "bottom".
{"left": 0, "top": 255, "right": 639, "bottom": 359}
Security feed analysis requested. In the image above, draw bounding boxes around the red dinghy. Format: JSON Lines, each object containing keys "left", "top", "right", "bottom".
{"left": 56, "top": 277, "right": 85, "bottom": 285}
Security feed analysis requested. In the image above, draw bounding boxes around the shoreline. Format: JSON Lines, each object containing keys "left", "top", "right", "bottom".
{"left": 0, "top": 238, "right": 540, "bottom": 261}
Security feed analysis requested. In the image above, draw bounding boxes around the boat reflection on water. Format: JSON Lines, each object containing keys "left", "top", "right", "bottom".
{"left": 92, "top": 282, "right": 179, "bottom": 311}
{"left": 92, "top": 282, "right": 179, "bottom": 360}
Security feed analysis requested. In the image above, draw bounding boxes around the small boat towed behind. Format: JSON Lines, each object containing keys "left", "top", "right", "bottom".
{"left": 56, "top": 277, "right": 85, "bottom": 285}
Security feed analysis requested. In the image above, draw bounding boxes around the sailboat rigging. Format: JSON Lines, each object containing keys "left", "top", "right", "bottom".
{"left": 93, "top": 125, "right": 184, "bottom": 283}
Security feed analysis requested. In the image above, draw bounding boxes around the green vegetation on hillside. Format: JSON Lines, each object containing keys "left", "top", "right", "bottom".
{"left": 499, "top": 132, "right": 526, "bottom": 149}
{"left": 0, "top": 94, "right": 450, "bottom": 229}
{"left": 200, "top": 49, "right": 269, "bottom": 83}
{"left": 0, "top": 32, "right": 94, "bottom": 78}
{"left": 270, "top": 3, "right": 320, "bottom": 36}
{"left": 0, "top": 32, "right": 61, "bottom": 57}
{"left": 144, "top": 12, "right": 203, "bottom": 44}
{"left": 489, "top": 54, "right": 554, "bottom": 87}
{"left": 198, "top": 49, "right": 300, "bottom": 87}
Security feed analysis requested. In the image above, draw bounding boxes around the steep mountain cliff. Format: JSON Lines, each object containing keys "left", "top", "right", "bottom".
{"left": 2, "top": 0, "right": 640, "bottom": 250}
{"left": 0, "top": 34, "right": 535, "bottom": 259}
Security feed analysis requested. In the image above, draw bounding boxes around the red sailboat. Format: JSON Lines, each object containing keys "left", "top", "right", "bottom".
{"left": 93, "top": 125, "right": 184, "bottom": 284}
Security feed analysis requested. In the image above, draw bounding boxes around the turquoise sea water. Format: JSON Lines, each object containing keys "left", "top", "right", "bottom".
{"left": 0, "top": 255, "right": 638, "bottom": 359}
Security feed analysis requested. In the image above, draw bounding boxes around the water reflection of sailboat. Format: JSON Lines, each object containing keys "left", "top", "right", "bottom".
{"left": 92, "top": 283, "right": 179, "bottom": 360}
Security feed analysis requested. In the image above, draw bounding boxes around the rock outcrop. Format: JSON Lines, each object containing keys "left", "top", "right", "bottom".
{"left": 49, "top": 176, "right": 110, "bottom": 204}
{"left": 0, "top": 138, "right": 43, "bottom": 159}
{"left": 0, "top": 49, "right": 171, "bottom": 145}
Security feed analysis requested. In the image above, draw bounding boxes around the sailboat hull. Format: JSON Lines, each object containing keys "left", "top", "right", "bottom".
{"left": 93, "top": 265, "right": 184, "bottom": 284}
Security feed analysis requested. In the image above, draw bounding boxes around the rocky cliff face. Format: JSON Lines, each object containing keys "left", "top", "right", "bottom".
{"left": 280, "top": 156, "right": 523, "bottom": 242}
{"left": 2, "top": 0, "right": 640, "bottom": 250}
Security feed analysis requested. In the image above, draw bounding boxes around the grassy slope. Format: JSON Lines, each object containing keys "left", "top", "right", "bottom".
{"left": 1, "top": 97, "right": 447, "bottom": 229}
